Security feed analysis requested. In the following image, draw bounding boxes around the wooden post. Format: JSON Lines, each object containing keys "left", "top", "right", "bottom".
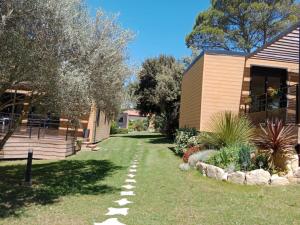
{"left": 29, "top": 122, "right": 32, "bottom": 138}
{"left": 9, "top": 90, "right": 17, "bottom": 129}
{"left": 297, "top": 26, "right": 300, "bottom": 166}
{"left": 37, "top": 119, "right": 41, "bottom": 139}
{"left": 297, "top": 85, "right": 300, "bottom": 124}
{"left": 65, "top": 123, "right": 69, "bottom": 141}
{"left": 24, "top": 149, "right": 33, "bottom": 185}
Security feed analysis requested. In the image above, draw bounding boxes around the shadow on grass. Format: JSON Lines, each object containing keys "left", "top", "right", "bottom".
{"left": 121, "top": 134, "right": 173, "bottom": 144}
{"left": 0, "top": 159, "right": 121, "bottom": 218}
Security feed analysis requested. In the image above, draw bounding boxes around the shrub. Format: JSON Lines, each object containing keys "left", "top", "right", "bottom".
{"left": 110, "top": 121, "right": 118, "bottom": 134}
{"left": 154, "top": 114, "right": 179, "bottom": 138}
{"left": 253, "top": 153, "right": 269, "bottom": 171}
{"left": 188, "top": 150, "right": 218, "bottom": 167}
{"left": 207, "top": 145, "right": 240, "bottom": 170}
{"left": 174, "top": 128, "right": 198, "bottom": 155}
{"left": 182, "top": 146, "right": 200, "bottom": 163}
{"left": 187, "top": 136, "right": 199, "bottom": 148}
{"left": 143, "top": 117, "right": 150, "bottom": 130}
{"left": 238, "top": 144, "right": 254, "bottom": 171}
{"left": 110, "top": 121, "right": 129, "bottom": 134}
{"left": 117, "top": 128, "right": 129, "bottom": 134}
{"left": 207, "top": 144, "right": 255, "bottom": 171}
{"left": 199, "top": 111, "right": 254, "bottom": 149}
{"left": 129, "top": 119, "right": 147, "bottom": 131}
{"left": 254, "top": 119, "right": 297, "bottom": 171}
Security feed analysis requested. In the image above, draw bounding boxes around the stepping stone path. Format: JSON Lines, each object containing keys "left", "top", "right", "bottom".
{"left": 94, "top": 218, "right": 125, "bottom": 225}
{"left": 122, "top": 184, "right": 135, "bottom": 190}
{"left": 115, "top": 198, "right": 133, "bottom": 206}
{"left": 125, "top": 179, "right": 136, "bottom": 183}
{"left": 94, "top": 155, "right": 139, "bottom": 225}
{"left": 120, "top": 191, "right": 135, "bottom": 196}
{"left": 106, "top": 208, "right": 129, "bottom": 216}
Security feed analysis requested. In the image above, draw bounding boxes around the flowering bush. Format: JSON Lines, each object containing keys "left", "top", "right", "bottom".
{"left": 183, "top": 146, "right": 201, "bottom": 163}
{"left": 174, "top": 128, "right": 198, "bottom": 155}
{"left": 187, "top": 136, "right": 199, "bottom": 148}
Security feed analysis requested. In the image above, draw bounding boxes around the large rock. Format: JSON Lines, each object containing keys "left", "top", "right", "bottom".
{"left": 196, "top": 162, "right": 208, "bottom": 176}
{"left": 206, "top": 164, "right": 226, "bottom": 181}
{"left": 245, "top": 169, "right": 271, "bottom": 185}
{"left": 227, "top": 171, "right": 245, "bottom": 184}
{"left": 287, "top": 176, "right": 300, "bottom": 184}
{"left": 179, "top": 163, "right": 190, "bottom": 171}
{"left": 221, "top": 172, "right": 228, "bottom": 181}
{"left": 288, "top": 154, "right": 299, "bottom": 172}
{"left": 293, "top": 167, "right": 300, "bottom": 178}
{"left": 270, "top": 174, "right": 289, "bottom": 186}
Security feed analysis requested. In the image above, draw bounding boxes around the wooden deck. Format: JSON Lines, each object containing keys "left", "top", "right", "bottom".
{"left": 0, "top": 135, "right": 75, "bottom": 160}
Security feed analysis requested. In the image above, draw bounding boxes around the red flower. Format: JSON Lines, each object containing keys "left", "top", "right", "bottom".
{"left": 183, "top": 146, "right": 201, "bottom": 163}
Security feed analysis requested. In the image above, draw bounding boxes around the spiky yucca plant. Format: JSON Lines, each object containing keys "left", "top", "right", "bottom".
{"left": 255, "top": 119, "right": 297, "bottom": 171}
{"left": 200, "top": 111, "right": 254, "bottom": 149}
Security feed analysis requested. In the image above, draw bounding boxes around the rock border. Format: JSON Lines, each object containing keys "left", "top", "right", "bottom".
{"left": 196, "top": 162, "right": 300, "bottom": 186}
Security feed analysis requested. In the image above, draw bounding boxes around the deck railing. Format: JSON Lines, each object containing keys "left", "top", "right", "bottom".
{"left": 0, "top": 112, "right": 77, "bottom": 141}
{"left": 243, "top": 84, "right": 298, "bottom": 124}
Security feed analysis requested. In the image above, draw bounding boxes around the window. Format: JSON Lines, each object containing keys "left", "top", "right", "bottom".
{"left": 250, "top": 66, "right": 287, "bottom": 113}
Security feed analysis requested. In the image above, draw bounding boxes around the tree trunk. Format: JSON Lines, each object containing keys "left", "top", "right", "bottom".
{"left": 0, "top": 125, "right": 17, "bottom": 149}
{"left": 0, "top": 112, "right": 25, "bottom": 150}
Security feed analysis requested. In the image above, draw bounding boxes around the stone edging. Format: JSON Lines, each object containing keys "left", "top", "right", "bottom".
{"left": 196, "top": 162, "right": 300, "bottom": 186}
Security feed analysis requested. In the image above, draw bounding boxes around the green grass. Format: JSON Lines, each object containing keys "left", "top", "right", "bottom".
{"left": 1, "top": 133, "right": 300, "bottom": 225}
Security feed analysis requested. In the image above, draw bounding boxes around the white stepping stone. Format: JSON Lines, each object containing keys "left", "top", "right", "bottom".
{"left": 106, "top": 208, "right": 129, "bottom": 216}
{"left": 125, "top": 179, "right": 136, "bottom": 183}
{"left": 129, "top": 169, "right": 137, "bottom": 173}
{"left": 115, "top": 198, "right": 133, "bottom": 206}
{"left": 122, "top": 184, "right": 135, "bottom": 189}
{"left": 94, "top": 218, "right": 126, "bottom": 225}
{"left": 127, "top": 174, "right": 135, "bottom": 178}
{"left": 121, "top": 191, "right": 135, "bottom": 196}
{"left": 130, "top": 165, "right": 137, "bottom": 168}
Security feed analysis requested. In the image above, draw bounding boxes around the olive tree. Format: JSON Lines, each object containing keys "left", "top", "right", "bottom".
{"left": 0, "top": 0, "right": 132, "bottom": 148}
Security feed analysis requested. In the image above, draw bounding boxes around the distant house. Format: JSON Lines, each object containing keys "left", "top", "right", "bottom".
{"left": 0, "top": 89, "right": 110, "bottom": 160}
{"left": 118, "top": 109, "right": 146, "bottom": 129}
{"left": 180, "top": 22, "right": 299, "bottom": 132}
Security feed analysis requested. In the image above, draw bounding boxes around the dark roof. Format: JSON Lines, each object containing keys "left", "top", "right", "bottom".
{"left": 185, "top": 21, "right": 300, "bottom": 74}
{"left": 247, "top": 21, "right": 300, "bottom": 63}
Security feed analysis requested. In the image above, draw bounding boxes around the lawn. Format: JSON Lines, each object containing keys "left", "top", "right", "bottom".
{"left": 1, "top": 133, "right": 300, "bottom": 225}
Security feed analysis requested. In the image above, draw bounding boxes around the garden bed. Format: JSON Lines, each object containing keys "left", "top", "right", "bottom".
{"left": 176, "top": 112, "right": 300, "bottom": 186}
{"left": 196, "top": 162, "right": 300, "bottom": 186}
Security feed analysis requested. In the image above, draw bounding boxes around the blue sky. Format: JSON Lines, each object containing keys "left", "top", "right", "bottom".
{"left": 86, "top": 0, "right": 210, "bottom": 65}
